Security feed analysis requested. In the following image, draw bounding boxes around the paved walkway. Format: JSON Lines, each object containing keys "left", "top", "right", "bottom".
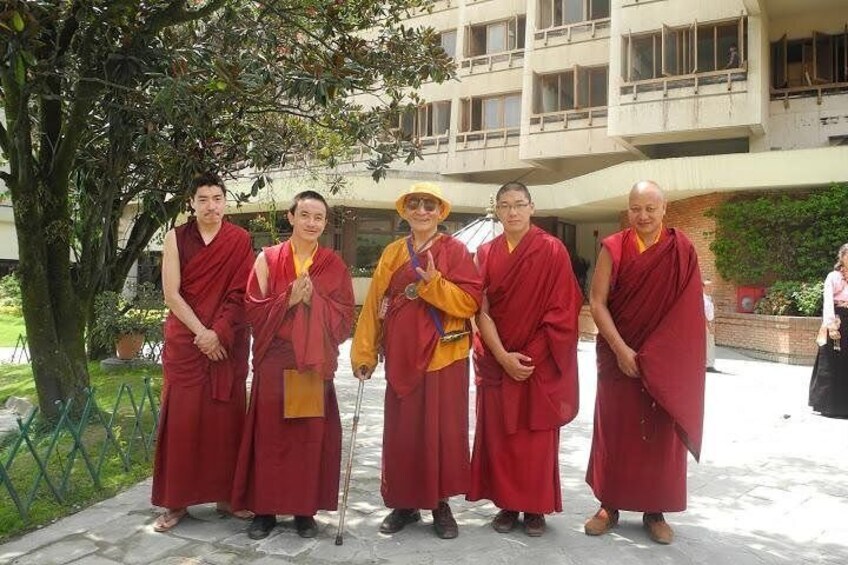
{"left": 1, "top": 342, "right": 847, "bottom": 565}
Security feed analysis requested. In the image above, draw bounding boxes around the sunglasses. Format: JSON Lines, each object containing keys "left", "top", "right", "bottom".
{"left": 405, "top": 197, "right": 439, "bottom": 213}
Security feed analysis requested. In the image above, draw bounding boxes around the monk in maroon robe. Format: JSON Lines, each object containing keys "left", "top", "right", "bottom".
{"left": 468, "top": 182, "right": 582, "bottom": 537}
{"left": 584, "top": 180, "right": 705, "bottom": 545}
{"left": 152, "top": 173, "right": 255, "bottom": 532}
{"left": 231, "top": 191, "right": 354, "bottom": 540}
{"left": 352, "top": 183, "right": 482, "bottom": 539}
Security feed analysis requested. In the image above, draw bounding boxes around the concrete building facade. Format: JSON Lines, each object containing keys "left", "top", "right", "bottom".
{"left": 4, "top": 0, "right": 848, "bottom": 318}
{"left": 248, "top": 0, "right": 847, "bottom": 313}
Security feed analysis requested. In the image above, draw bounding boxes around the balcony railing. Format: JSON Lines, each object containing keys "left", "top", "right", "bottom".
{"left": 534, "top": 18, "right": 611, "bottom": 46}
{"left": 770, "top": 82, "right": 848, "bottom": 106}
{"left": 417, "top": 134, "right": 451, "bottom": 152}
{"left": 619, "top": 68, "right": 748, "bottom": 100}
{"left": 346, "top": 134, "right": 450, "bottom": 162}
{"left": 456, "top": 127, "right": 521, "bottom": 148}
{"left": 529, "top": 107, "right": 608, "bottom": 131}
{"left": 460, "top": 50, "right": 525, "bottom": 74}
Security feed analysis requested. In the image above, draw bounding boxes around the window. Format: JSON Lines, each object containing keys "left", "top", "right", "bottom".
{"left": 439, "top": 30, "right": 457, "bottom": 59}
{"left": 538, "top": 0, "right": 609, "bottom": 30}
{"left": 467, "top": 16, "right": 526, "bottom": 57}
{"left": 771, "top": 29, "right": 848, "bottom": 90}
{"left": 622, "top": 17, "right": 746, "bottom": 82}
{"left": 353, "top": 210, "right": 404, "bottom": 269}
{"left": 461, "top": 93, "right": 522, "bottom": 131}
{"left": 399, "top": 101, "right": 452, "bottom": 139}
{"left": 534, "top": 66, "right": 608, "bottom": 113}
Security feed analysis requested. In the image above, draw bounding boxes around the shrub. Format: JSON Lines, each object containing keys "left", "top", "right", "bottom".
{"left": 754, "top": 280, "right": 824, "bottom": 317}
{"left": 0, "top": 273, "right": 22, "bottom": 315}
{"left": 709, "top": 183, "right": 848, "bottom": 285}
{"left": 90, "top": 282, "right": 165, "bottom": 349}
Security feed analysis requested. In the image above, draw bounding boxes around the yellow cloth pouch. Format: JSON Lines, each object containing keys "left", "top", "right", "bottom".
{"left": 283, "top": 369, "right": 324, "bottom": 418}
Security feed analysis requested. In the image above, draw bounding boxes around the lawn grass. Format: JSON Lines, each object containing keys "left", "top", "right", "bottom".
{"left": 0, "top": 361, "right": 162, "bottom": 542}
{"left": 0, "top": 313, "right": 26, "bottom": 347}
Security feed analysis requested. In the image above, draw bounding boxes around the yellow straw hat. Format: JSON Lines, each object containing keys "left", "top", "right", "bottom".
{"left": 394, "top": 182, "right": 452, "bottom": 221}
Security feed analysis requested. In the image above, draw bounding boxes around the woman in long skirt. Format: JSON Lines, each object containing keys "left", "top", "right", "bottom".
{"left": 809, "top": 243, "right": 848, "bottom": 418}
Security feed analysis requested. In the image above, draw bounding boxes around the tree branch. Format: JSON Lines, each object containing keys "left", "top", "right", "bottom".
{"left": 0, "top": 122, "right": 8, "bottom": 157}
{"left": 146, "top": 0, "right": 228, "bottom": 35}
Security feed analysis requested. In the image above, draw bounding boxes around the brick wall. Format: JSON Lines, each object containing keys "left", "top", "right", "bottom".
{"left": 715, "top": 313, "right": 819, "bottom": 365}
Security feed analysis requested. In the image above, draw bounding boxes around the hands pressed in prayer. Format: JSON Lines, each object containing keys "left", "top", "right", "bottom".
{"left": 289, "top": 274, "right": 312, "bottom": 307}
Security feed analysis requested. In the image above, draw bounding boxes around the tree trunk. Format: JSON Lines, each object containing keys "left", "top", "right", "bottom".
{"left": 13, "top": 199, "right": 90, "bottom": 422}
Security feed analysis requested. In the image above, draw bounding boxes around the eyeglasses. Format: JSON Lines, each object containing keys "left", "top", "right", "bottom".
{"left": 405, "top": 197, "right": 439, "bottom": 213}
{"left": 496, "top": 202, "right": 531, "bottom": 213}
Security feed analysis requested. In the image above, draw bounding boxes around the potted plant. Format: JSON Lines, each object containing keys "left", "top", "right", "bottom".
{"left": 91, "top": 283, "right": 165, "bottom": 360}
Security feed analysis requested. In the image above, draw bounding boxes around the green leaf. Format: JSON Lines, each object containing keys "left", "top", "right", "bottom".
{"left": 10, "top": 11, "right": 24, "bottom": 32}
{"left": 14, "top": 53, "right": 25, "bottom": 85}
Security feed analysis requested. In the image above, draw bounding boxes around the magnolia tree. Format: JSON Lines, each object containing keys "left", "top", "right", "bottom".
{"left": 0, "top": 0, "right": 452, "bottom": 419}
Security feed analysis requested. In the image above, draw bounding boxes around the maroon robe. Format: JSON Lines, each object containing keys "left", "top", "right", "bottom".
{"left": 152, "top": 220, "right": 254, "bottom": 509}
{"left": 231, "top": 242, "right": 354, "bottom": 516}
{"left": 586, "top": 228, "right": 705, "bottom": 513}
{"left": 381, "top": 236, "right": 482, "bottom": 510}
{"left": 468, "top": 227, "right": 582, "bottom": 514}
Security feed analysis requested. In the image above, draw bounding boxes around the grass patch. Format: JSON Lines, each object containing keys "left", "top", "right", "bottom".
{"left": 0, "top": 314, "right": 26, "bottom": 347}
{"left": 0, "top": 361, "right": 162, "bottom": 542}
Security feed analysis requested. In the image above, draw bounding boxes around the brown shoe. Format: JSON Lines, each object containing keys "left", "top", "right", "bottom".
{"left": 491, "top": 509, "right": 519, "bottom": 533}
{"left": 432, "top": 501, "right": 458, "bottom": 539}
{"left": 643, "top": 513, "right": 674, "bottom": 545}
{"left": 379, "top": 509, "right": 421, "bottom": 534}
{"left": 523, "top": 513, "right": 546, "bottom": 537}
{"left": 584, "top": 507, "right": 619, "bottom": 536}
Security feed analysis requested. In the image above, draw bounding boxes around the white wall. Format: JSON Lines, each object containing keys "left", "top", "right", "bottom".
{"left": 0, "top": 205, "right": 19, "bottom": 261}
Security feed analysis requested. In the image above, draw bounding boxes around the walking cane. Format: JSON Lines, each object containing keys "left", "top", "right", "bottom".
{"left": 335, "top": 378, "right": 366, "bottom": 545}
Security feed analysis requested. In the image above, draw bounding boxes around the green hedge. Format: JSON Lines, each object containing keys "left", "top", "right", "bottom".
{"left": 708, "top": 183, "right": 848, "bottom": 285}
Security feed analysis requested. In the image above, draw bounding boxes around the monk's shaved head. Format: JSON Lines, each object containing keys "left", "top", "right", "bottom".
{"left": 627, "top": 179, "right": 667, "bottom": 243}
{"left": 629, "top": 180, "right": 666, "bottom": 203}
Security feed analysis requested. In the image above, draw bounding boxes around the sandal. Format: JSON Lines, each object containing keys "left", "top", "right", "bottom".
{"left": 153, "top": 508, "right": 188, "bottom": 532}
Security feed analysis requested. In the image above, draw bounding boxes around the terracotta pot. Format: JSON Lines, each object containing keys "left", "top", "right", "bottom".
{"left": 115, "top": 333, "right": 145, "bottom": 360}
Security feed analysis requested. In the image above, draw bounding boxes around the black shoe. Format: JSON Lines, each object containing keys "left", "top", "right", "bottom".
{"left": 247, "top": 514, "right": 276, "bottom": 540}
{"left": 379, "top": 508, "right": 421, "bottom": 534}
{"left": 706, "top": 367, "right": 719, "bottom": 373}
{"left": 295, "top": 515, "right": 319, "bottom": 538}
{"left": 432, "top": 501, "right": 458, "bottom": 539}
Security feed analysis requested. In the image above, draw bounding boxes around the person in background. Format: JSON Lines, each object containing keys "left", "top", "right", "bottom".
{"left": 724, "top": 44, "right": 740, "bottom": 69}
{"left": 809, "top": 243, "right": 848, "bottom": 418}
{"left": 704, "top": 280, "right": 717, "bottom": 373}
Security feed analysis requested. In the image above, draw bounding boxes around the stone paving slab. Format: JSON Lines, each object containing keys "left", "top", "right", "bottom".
{"left": 1, "top": 342, "right": 848, "bottom": 564}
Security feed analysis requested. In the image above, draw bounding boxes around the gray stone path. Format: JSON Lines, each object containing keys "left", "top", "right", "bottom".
{"left": 1, "top": 342, "right": 847, "bottom": 564}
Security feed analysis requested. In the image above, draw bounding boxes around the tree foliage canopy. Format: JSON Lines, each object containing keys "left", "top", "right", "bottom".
{"left": 0, "top": 0, "right": 452, "bottom": 418}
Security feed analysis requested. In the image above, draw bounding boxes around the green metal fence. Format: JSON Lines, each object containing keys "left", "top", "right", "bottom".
{"left": 0, "top": 378, "right": 160, "bottom": 523}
